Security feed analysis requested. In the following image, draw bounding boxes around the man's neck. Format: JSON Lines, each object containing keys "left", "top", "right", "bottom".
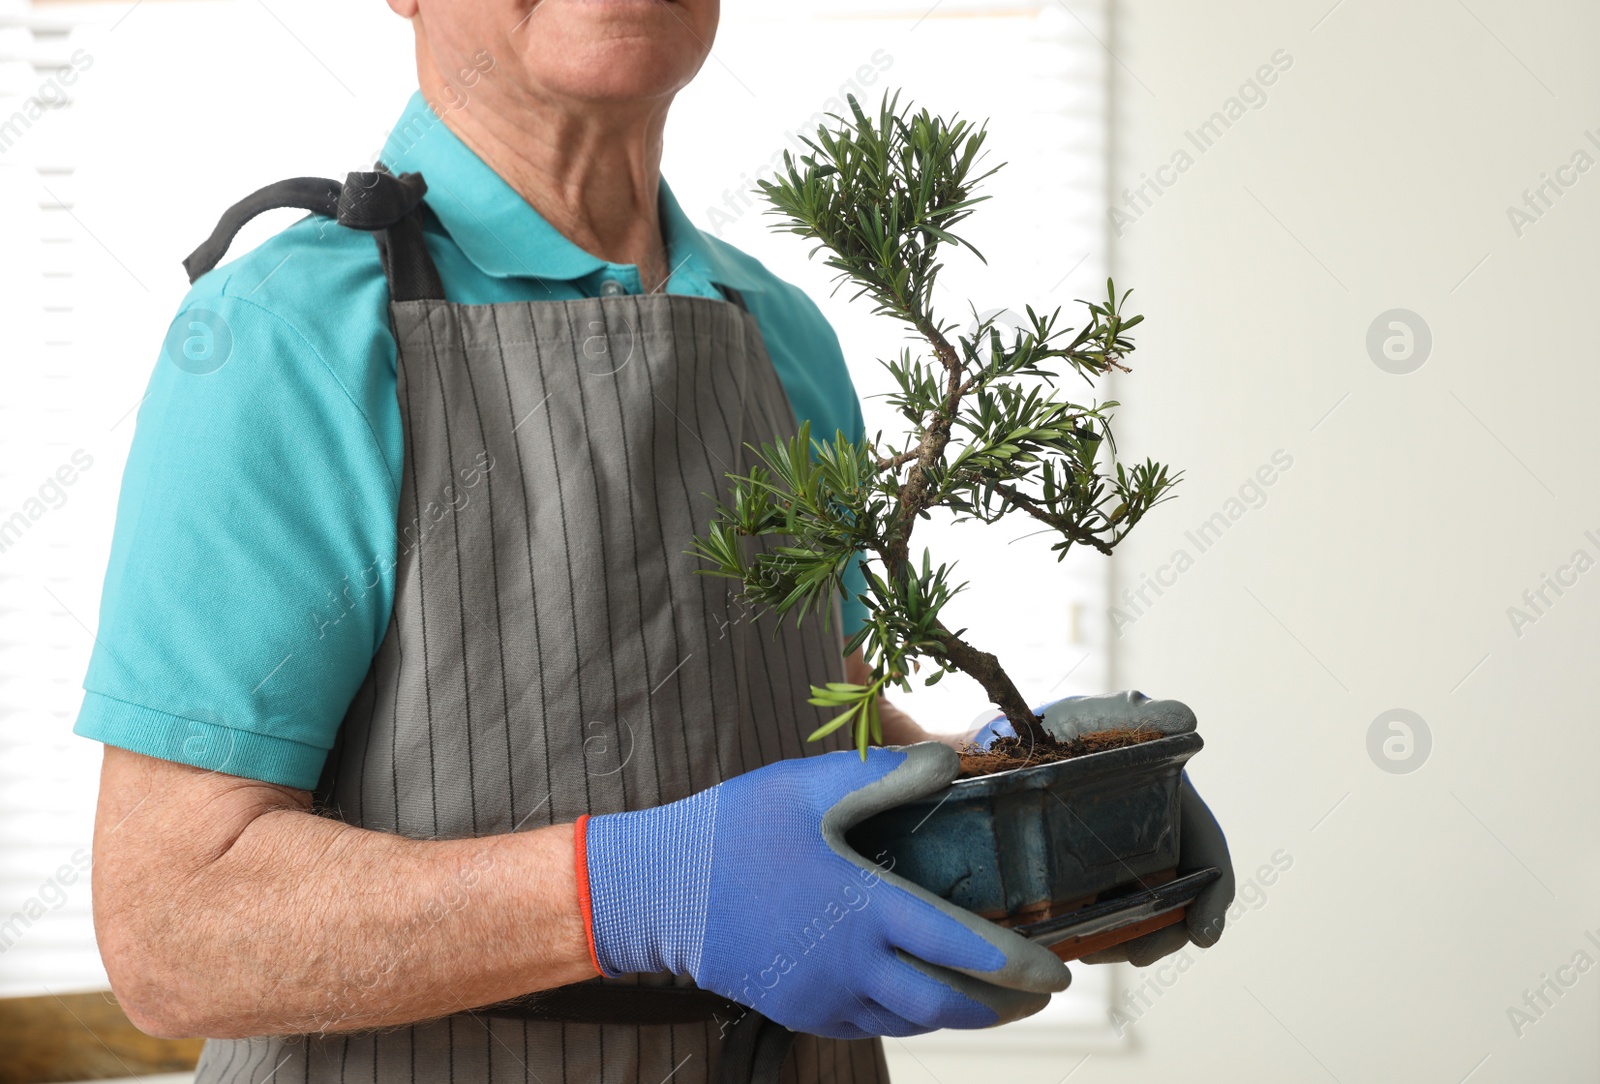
{"left": 420, "top": 72, "right": 676, "bottom": 292}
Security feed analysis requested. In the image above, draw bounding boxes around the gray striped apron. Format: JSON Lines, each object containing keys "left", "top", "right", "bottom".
{"left": 182, "top": 170, "right": 889, "bottom": 1084}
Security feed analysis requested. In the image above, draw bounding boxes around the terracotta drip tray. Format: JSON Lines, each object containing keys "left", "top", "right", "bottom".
{"left": 986, "top": 867, "right": 1180, "bottom": 928}
{"left": 1009, "top": 867, "right": 1221, "bottom": 962}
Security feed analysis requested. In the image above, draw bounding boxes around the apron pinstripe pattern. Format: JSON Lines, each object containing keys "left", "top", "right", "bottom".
{"left": 193, "top": 292, "right": 889, "bottom": 1083}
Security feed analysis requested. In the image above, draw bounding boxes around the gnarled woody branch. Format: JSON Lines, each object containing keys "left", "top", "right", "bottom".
{"left": 874, "top": 315, "right": 1050, "bottom": 745}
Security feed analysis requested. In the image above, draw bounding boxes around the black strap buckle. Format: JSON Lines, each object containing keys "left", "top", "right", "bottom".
{"left": 336, "top": 170, "right": 428, "bottom": 232}
{"left": 182, "top": 169, "right": 434, "bottom": 287}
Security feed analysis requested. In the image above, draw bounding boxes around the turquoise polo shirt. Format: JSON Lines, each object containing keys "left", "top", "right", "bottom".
{"left": 72, "top": 91, "right": 868, "bottom": 790}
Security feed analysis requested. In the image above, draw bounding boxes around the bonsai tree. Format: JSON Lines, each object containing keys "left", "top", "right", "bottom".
{"left": 692, "top": 92, "right": 1180, "bottom": 757}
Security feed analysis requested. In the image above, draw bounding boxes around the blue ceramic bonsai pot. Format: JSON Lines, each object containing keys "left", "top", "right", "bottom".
{"left": 847, "top": 731, "right": 1203, "bottom": 925}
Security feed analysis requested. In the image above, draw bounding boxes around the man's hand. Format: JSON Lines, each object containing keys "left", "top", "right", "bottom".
{"left": 579, "top": 743, "right": 1070, "bottom": 1038}
{"left": 92, "top": 747, "right": 596, "bottom": 1038}
{"left": 1080, "top": 774, "right": 1234, "bottom": 966}
{"left": 969, "top": 691, "right": 1236, "bottom": 967}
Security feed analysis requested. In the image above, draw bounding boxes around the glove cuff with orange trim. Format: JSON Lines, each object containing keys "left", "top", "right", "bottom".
{"left": 573, "top": 789, "right": 719, "bottom": 979}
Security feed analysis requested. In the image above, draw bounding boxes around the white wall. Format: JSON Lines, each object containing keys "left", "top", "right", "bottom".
{"left": 913, "top": 1, "right": 1599, "bottom": 1082}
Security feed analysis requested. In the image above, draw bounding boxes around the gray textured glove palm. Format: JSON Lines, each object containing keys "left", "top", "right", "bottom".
{"left": 974, "top": 691, "right": 1235, "bottom": 968}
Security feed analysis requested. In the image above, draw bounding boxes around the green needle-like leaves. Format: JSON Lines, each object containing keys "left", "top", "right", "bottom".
{"left": 692, "top": 92, "right": 1182, "bottom": 755}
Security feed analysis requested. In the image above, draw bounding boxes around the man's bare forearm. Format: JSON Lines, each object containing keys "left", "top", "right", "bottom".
{"left": 93, "top": 747, "right": 596, "bottom": 1039}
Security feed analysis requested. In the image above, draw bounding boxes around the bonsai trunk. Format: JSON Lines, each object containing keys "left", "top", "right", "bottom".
{"left": 876, "top": 324, "right": 1052, "bottom": 751}
{"left": 936, "top": 627, "right": 1052, "bottom": 747}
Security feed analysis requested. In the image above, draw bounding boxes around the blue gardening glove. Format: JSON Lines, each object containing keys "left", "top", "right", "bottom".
{"left": 577, "top": 743, "right": 1070, "bottom": 1039}
{"left": 972, "top": 692, "right": 1235, "bottom": 967}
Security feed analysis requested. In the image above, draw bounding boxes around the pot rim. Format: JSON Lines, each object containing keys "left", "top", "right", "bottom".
{"left": 946, "top": 730, "right": 1204, "bottom": 796}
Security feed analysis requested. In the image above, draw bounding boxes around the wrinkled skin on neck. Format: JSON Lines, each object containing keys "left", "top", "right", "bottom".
{"left": 384, "top": 0, "right": 721, "bottom": 288}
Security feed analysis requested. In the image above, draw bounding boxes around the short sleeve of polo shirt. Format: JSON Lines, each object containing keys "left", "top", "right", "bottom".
{"left": 72, "top": 254, "right": 401, "bottom": 790}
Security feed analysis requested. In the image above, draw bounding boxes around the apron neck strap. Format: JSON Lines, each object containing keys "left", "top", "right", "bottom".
{"left": 182, "top": 176, "right": 341, "bottom": 284}
{"left": 183, "top": 167, "right": 446, "bottom": 303}
{"left": 364, "top": 167, "right": 446, "bottom": 303}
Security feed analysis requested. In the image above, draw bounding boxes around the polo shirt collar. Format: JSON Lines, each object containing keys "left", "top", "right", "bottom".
{"left": 378, "top": 91, "right": 763, "bottom": 293}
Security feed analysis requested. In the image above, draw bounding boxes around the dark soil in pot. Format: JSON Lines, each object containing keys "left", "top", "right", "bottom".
{"left": 955, "top": 725, "right": 1167, "bottom": 779}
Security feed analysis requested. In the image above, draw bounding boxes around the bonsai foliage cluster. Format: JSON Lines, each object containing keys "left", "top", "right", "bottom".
{"left": 693, "top": 93, "right": 1180, "bottom": 754}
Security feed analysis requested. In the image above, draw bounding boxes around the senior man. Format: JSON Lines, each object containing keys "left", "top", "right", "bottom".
{"left": 76, "top": 2, "right": 1230, "bottom": 1082}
